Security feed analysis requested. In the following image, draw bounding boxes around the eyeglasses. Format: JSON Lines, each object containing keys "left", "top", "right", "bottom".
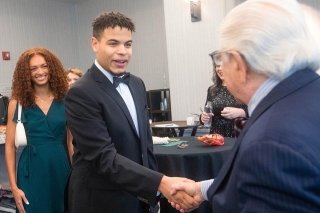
{"left": 209, "top": 50, "right": 247, "bottom": 68}
{"left": 209, "top": 51, "right": 229, "bottom": 66}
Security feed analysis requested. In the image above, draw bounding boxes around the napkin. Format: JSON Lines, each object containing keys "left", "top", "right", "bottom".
{"left": 152, "top": 136, "right": 170, "bottom": 144}
{"left": 154, "top": 123, "right": 179, "bottom": 127}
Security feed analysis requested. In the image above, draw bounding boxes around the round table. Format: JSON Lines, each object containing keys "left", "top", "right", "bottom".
{"left": 151, "top": 121, "right": 199, "bottom": 137}
{"left": 153, "top": 136, "right": 235, "bottom": 213}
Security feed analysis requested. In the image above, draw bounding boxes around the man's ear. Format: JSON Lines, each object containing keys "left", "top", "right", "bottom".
{"left": 232, "top": 51, "right": 249, "bottom": 83}
{"left": 216, "top": 69, "right": 224, "bottom": 80}
{"left": 91, "top": 37, "right": 98, "bottom": 52}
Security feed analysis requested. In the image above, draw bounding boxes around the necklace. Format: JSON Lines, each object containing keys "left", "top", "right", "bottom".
{"left": 35, "top": 94, "right": 54, "bottom": 102}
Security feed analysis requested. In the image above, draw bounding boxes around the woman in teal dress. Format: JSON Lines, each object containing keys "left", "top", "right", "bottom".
{"left": 5, "top": 47, "right": 71, "bottom": 213}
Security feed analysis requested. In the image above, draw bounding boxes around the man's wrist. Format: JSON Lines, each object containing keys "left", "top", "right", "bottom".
{"left": 200, "top": 179, "right": 214, "bottom": 201}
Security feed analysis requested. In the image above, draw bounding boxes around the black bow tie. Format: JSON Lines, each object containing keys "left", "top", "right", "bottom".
{"left": 113, "top": 73, "right": 130, "bottom": 88}
{"left": 233, "top": 117, "right": 248, "bottom": 138}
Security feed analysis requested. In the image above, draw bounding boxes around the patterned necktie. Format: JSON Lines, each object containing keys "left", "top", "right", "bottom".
{"left": 113, "top": 73, "right": 130, "bottom": 88}
{"left": 233, "top": 117, "right": 248, "bottom": 138}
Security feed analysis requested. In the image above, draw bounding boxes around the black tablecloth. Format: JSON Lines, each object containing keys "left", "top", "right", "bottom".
{"left": 153, "top": 136, "right": 235, "bottom": 213}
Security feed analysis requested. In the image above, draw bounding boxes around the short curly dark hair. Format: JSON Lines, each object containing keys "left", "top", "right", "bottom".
{"left": 11, "top": 47, "right": 68, "bottom": 107}
{"left": 92, "top": 12, "right": 135, "bottom": 40}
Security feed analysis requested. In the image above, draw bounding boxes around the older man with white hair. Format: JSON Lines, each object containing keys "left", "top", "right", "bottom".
{"left": 169, "top": 0, "right": 320, "bottom": 212}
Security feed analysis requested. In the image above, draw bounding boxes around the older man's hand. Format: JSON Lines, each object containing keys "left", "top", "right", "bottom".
{"left": 170, "top": 178, "right": 204, "bottom": 212}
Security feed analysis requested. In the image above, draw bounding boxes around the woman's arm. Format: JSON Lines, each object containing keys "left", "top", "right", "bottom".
{"left": 5, "top": 99, "right": 29, "bottom": 213}
{"left": 67, "top": 128, "right": 74, "bottom": 162}
{"left": 5, "top": 99, "right": 18, "bottom": 191}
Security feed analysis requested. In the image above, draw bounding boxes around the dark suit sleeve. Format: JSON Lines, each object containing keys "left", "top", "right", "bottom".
{"left": 65, "top": 85, "right": 163, "bottom": 205}
{"left": 235, "top": 140, "right": 320, "bottom": 212}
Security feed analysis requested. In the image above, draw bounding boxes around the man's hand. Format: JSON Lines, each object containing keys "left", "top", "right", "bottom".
{"left": 158, "top": 176, "right": 203, "bottom": 212}
{"left": 170, "top": 180, "right": 204, "bottom": 212}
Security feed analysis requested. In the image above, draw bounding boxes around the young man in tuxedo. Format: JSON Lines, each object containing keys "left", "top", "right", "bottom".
{"left": 65, "top": 12, "right": 195, "bottom": 213}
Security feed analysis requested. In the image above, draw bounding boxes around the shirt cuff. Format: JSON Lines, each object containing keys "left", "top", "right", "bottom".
{"left": 200, "top": 179, "right": 214, "bottom": 201}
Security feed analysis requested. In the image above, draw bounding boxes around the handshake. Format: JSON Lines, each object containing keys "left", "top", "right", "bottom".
{"left": 159, "top": 176, "right": 205, "bottom": 212}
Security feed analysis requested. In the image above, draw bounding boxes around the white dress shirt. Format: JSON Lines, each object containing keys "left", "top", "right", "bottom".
{"left": 94, "top": 60, "right": 139, "bottom": 136}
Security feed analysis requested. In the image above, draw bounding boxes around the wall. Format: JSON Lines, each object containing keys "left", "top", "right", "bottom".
{"left": 0, "top": 0, "right": 78, "bottom": 95}
{"left": 164, "top": 0, "right": 320, "bottom": 120}
{"left": 163, "top": 0, "right": 227, "bottom": 120}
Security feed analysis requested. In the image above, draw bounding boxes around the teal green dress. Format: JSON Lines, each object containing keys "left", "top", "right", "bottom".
{"left": 16, "top": 100, "right": 70, "bottom": 213}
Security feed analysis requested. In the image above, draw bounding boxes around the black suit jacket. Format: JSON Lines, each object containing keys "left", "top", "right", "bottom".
{"left": 65, "top": 64, "right": 162, "bottom": 213}
{"left": 207, "top": 69, "right": 320, "bottom": 212}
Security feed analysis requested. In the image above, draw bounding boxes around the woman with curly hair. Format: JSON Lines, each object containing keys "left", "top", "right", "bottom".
{"left": 5, "top": 47, "right": 71, "bottom": 213}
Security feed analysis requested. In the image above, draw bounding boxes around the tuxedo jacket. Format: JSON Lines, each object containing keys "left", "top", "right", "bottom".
{"left": 65, "top": 64, "right": 162, "bottom": 213}
{"left": 208, "top": 69, "right": 320, "bottom": 212}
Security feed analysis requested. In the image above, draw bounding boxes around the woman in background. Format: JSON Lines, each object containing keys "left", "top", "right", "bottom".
{"left": 66, "top": 68, "right": 83, "bottom": 87}
{"left": 65, "top": 68, "right": 83, "bottom": 158}
{"left": 5, "top": 47, "right": 71, "bottom": 213}
{"left": 200, "top": 51, "right": 248, "bottom": 137}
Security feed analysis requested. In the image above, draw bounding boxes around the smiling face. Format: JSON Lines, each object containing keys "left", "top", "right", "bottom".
{"left": 29, "top": 54, "right": 50, "bottom": 87}
{"left": 67, "top": 72, "right": 80, "bottom": 87}
{"left": 215, "top": 65, "right": 224, "bottom": 81}
{"left": 91, "top": 26, "right": 132, "bottom": 76}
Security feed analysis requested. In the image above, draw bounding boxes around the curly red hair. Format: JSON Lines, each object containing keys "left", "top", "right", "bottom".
{"left": 11, "top": 47, "right": 68, "bottom": 107}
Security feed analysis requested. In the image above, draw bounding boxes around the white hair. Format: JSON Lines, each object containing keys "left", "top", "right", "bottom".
{"left": 218, "top": 0, "right": 320, "bottom": 79}
{"left": 301, "top": 4, "right": 320, "bottom": 76}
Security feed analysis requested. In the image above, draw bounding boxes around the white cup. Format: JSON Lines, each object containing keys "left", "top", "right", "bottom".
{"left": 186, "top": 116, "right": 195, "bottom": 126}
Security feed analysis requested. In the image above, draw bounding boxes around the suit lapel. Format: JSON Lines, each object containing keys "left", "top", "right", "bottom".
{"left": 90, "top": 65, "right": 139, "bottom": 137}
{"left": 128, "top": 78, "right": 150, "bottom": 166}
{"left": 208, "top": 68, "right": 319, "bottom": 195}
